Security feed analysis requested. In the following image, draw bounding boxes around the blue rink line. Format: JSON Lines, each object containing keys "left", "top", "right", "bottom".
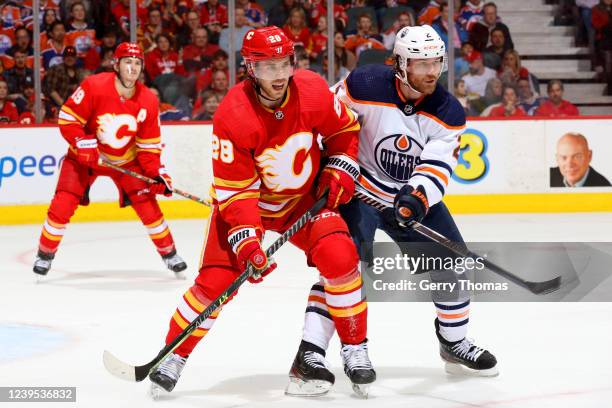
{"left": 0, "top": 324, "right": 68, "bottom": 363}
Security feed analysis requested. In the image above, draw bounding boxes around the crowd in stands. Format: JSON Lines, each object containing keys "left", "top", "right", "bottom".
{"left": 1, "top": 0, "right": 603, "bottom": 125}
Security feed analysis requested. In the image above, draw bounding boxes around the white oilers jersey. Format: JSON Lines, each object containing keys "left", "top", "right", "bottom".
{"left": 332, "top": 64, "right": 466, "bottom": 209}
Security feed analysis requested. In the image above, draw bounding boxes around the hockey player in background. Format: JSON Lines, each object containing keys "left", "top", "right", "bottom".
{"left": 148, "top": 26, "right": 375, "bottom": 398}
{"left": 32, "top": 42, "right": 187, "bottom": 277}
{"left": 287, "top": 25, "right": 498, "bottom": 396}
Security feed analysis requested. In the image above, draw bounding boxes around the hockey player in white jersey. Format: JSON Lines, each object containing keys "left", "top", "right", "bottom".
{"left": 285, "top": 25, "right": 498, "bottom": 397}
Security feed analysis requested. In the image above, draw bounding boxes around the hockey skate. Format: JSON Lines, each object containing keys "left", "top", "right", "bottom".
{"left": 149, "top": 353, "right": 188, "bottom": 399}
{"left": 340, "top": 340, "right": 376, "bottom": 398}
{"left": 435, "top": 319, "right": 498, "bottom": 377}
{"left": 285, "top": 341, "right": 335, "bottom": 397}
{"left": 33, "top": 250, "right": 54, "bottom": 278}
{"left": 162, "top": 250, "right": 187, "bottom": 278}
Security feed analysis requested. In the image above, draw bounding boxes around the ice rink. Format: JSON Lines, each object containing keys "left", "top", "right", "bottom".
{"left": 2, "top": 213, "right": 612, "bottom": 408}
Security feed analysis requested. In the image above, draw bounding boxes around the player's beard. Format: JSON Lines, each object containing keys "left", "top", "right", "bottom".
{"left": 410, "top": 74, "right": 438, "bottom": 95}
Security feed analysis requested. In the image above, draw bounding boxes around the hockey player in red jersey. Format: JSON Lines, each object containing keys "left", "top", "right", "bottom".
{"left": 148, "top": 26, "right": 375, "bottom": 398}
{"left": 32, "top": 42, "right": 187, "bottom": 277}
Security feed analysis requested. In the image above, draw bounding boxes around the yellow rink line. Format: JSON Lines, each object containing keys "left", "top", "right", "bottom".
{"left": 1, "top": 193, "right": 611, "bottom": 225}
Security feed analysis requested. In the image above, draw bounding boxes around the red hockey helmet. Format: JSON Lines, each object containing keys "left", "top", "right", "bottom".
{"left": 241, "top": 27, "right": 295, "bottom": 81}
{"left": 114, "top": 42, "right": 145, "bottom": 62}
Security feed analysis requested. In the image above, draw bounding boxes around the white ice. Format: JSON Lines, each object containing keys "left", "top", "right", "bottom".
{"left": 1, "top": 213, "right": 612, "bottom": 408}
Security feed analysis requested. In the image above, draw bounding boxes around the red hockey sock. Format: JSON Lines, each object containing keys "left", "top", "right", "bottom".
{"left": 38, "top": 191, "right": 80, "bottom": 254}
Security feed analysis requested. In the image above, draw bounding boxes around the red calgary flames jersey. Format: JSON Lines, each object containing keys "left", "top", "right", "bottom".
{"left": 211, "top": 69, "right": 360, "bottom": 231}
{"left": 58, "top": 72, "right": 162, "bottom": 174}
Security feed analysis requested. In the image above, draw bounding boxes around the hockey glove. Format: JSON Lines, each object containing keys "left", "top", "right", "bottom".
{"left": 394, "top": 185, "right": 429, "bottom": 226}
{"left": 75, "top": 137, "right": 99, "bottom": 166}
{"left": 149, "top": 168, "right": 173, "bottom": 197}
{"left": 317, "top": 155, "right": 360, "bottom": 209}
{"left": 228, "top": 226, "right": 277, "bottom": 283}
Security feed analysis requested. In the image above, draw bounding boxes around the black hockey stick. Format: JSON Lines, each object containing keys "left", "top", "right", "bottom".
{"left": 408, "top": 220, "right": 562, "bottom": 295}
{"left": 103, "top": 194, "right": 328, "bottom": 382}
{"left": 98, "top": 159, "right": 211, "bottom": 206}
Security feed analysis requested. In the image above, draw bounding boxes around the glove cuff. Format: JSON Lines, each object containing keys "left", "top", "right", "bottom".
{"left": 228, "top": 225, "right": 260, "bottom": 254}
{"left": 325, "top": 155, "right": 360, "bottom": 181}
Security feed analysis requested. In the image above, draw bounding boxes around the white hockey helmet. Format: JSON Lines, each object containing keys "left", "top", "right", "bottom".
{"left": 393, "top": 25, "right": 447, "bottom": 85}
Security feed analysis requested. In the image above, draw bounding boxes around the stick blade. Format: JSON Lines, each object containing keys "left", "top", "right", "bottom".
{"left": 526, "top": 276, "right": 562, "bottom": 295}
{"left": 103, "top": 350, "right": 137, "bottom": 382}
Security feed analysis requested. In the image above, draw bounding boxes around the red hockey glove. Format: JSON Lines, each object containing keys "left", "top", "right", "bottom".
{"left": 394, "top": 185, "right": 429, "bottom": 226}
{"left": 228, "top": 226, "right": 277, "bottom": 284}
{"left": 75, "top": 137, "right": 99, "bottom": 166}
{"left": 317, "top": 155, "right": 360, "bottom": 209}
{"left": 149, "top": 168, "right": 173, "bottom": 197}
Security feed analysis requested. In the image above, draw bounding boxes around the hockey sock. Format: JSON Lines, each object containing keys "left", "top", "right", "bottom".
{"left": 165, "top": 286, "right": 220, "bottom": 357}
{"left": 131, "top": 199, "right": 175, "bottom": 255}
{"left": 38, "top": 191, "right": 80, "bottom": 254}
{"left": 302, "top": 281, "right": 335, "bottom": 351}
{"left": 434, "top": 300, "right": 470, "bottom": 343}
{"left": 323, "top": 269, "right": 367, "bottom": 345}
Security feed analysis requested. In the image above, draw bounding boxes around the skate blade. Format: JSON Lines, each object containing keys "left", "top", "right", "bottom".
{"left": 33, "top": 273, "right": 46, "bottom": 284}
{"left": 352, "top": 383, "right": 371, "bottom": 399}
{"left": 174, "top": 271, "right": 186, "bottom": 280}
{"left": 285, "top": 377, "right": 332, "bottom": 397}
{"left": 444, "top": 362, "right": 499, "bottom": 377}
{"left": 149, "top": 383, "right": 169, "bottom": 400}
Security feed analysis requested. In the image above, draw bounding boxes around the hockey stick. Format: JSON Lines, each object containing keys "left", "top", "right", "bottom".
{"left": 98, "top": 159, "right": 210, "bottom": 206}
{"left": 408, "top": 220, "right": 562, "bottom": 295}
{"left": 103, "top": 194, "right": 329, "bottom": 382}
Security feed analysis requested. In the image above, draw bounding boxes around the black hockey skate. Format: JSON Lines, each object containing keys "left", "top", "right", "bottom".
{"left": 435, "top": 319, "right": 498, "bottom": 377}
{"left": 33, "top": 250, "right": 54, "bottom": 276}
{"left": 340, "top": 339, "right": 376, "bottom": 398}
{"left": 149, "top": 353, "right": 188, "bottom": 398}
{"left": 162, "top": 250, "right": 187, "bottom": 277}
{"left": 286, "top": 341, "right": 335, "bottom": 397}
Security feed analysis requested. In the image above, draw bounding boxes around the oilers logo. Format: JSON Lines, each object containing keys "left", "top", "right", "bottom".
{"left": 374, "top": 134, "right": 423, "bottom": 182}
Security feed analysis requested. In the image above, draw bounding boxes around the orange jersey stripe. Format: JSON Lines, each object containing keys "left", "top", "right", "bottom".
{"left": 415, "top": 166, "right": 449, "bottom": 185}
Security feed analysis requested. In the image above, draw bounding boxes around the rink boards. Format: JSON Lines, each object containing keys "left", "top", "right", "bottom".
{"left": 1, "top": 117, "right": 611, "bottom": 224}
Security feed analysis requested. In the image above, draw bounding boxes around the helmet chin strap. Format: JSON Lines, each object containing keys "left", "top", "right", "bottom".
{"left": 251, "top": 77, "right": 287, "bottom": 104}
{"left": 114, "top": 62, "right": 138, "bottom": 90}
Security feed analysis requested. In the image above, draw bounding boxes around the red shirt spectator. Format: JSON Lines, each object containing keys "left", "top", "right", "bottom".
{"left": 310, "top": 2, "right": 348, "bottom": 29}
{"left": 535, "top": 80, "right": 580, "bottom": 117}
{"left": 0, "top": 79, "right": 18, "bottom": 124}
{"left": 309, "top": 16, "right": 328, "bottom": 59}
{"left": 282, "top": 8, "right": 311, "bottom": 49}
{"left": 145, "top": 34, "right": 183, "bottom": 80}
{"left": 181, "top": 28, "right": 220, "bottom": 72}
{"left": 488, "top": 104, "right": 527, "bottom": 117}
{"left": 418, "top": 0, "right": 444, "bottom": 26}
{"left": 199, "top": 0, "right": 228, "bottom": 28}
{"left": 0, "top": 27, "right": 15, "bottom": 55}
{"left": 195, "top": 50, "right": 229, "bottom": 92}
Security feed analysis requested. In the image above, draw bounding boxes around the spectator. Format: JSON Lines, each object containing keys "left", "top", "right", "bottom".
{"left": 177, "top": 10, "right": 201, "bottom": 48}
{"left": 334, "top": 31, "right": 357, "bottom": 71}
{"left": 483, "top": 27, "right": 508, "bottom": 70}
{"left": 454, "top": 78, "right": 479, "bottom": 116}
{"left": 219, "top": 8, "right": 251, "bottom": 53}
{"left": 43, "top": 46, "right": 86, "bottom": 108}
{"left": 345, "top": 14, "right": 385, "bottom": 57}
{"left": 535, "top": 80, "right": 580, "bottom": 117}
{"left": 41, "top": 21, "right": 66, "bottom": 69}
{"left": 199, "top": 0, "right": 228, "bottom": 45}
{"left": 498, "top": 49, "right": 539, "bottom": 93}
{"left": 112, "top": 0, "right": 132, "bottom": 38}
{"left": 141, "top": 8, "right": 165, "bottom": 53}
{"left": 308, "top": 0, "right": 348, "bottom": 30}
{"left": 462, "top": 50, "right": 496, "bottom": 97}
{"left": 192, "top": 90, "right": 220, "bottom": 120}
{"left": 0, "top": 25, "right": 15, "bottom": 55}
{"left": 6, "top": 27, "right": 34, "bottom": 68}
{"left": 3, "top": 49, "right": 34, "bottom": 111}
{"left": 159, "top": 0, "right": 186, "bottom": 35}
{"left": 468, "top": 2, "right": 514, "bottom": 51}
{"left": 65, "top": 1, "right": 96, "bottom": 57}
{"left": 95, "top": 48, "right": 115, "bottom": 73}
{"left": 517, "top": 77, "right": 544, "bottom": 115}
{"left": 576, "top": 0, "right": 598, "bottom": 50}
{"left": 474, "top": 76, "right": 502, "bottom": 114}
{"left": 322, "top": 53, "right": 350, "bottom": 83}
{"left": 382, "top": 11, "right": 415, "bottom": 50}
{"left": 182, "top": 28, "right": 220, "bottom": 73}
{"left": 269, "top": 0, "right": 298, "bottom": 28}
{"left": 454, "top": 41, "right": 473, "bottom": 78}
{"left": 432, "top": 2, "right": 468, "bottom": 51}
{"left": 282, "top": 7, "right": 311, "bottom": 49}
{"left": 209, "top": 69, "right": 229, "bottom": 100}
{"left": 145, "top": 33, "right": 182, "bottom": 81}
{"left": 39, "top": 8, "right": 60, "bottom": 45}
{"left": 417, "top": 0, "right": 444, "bottom": 26}
{"left": 0, "top": 2, "right": 27, "bottom": 28}
{"left": 195, "top": 49, "right": 229, "bottom": 93}
{"left": 486, "top": 85, "right": 527, "bottom": 117}
{"left": 310, "top": 15, "right": 328, "bottom": 60}
{"left": 0, "top": 79, "right": 18, "bottom": 124}
{"left": 592, "top": 0, "right": 612, "bottom": 95}
{"left": 458, "top": 0, "right": 484, "bottom": 29}
{"left": 150, "top": 86, "right": 190, "bottom": 121}
{"left": 237, "top": 0, "right": 267, "bottom": 28}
